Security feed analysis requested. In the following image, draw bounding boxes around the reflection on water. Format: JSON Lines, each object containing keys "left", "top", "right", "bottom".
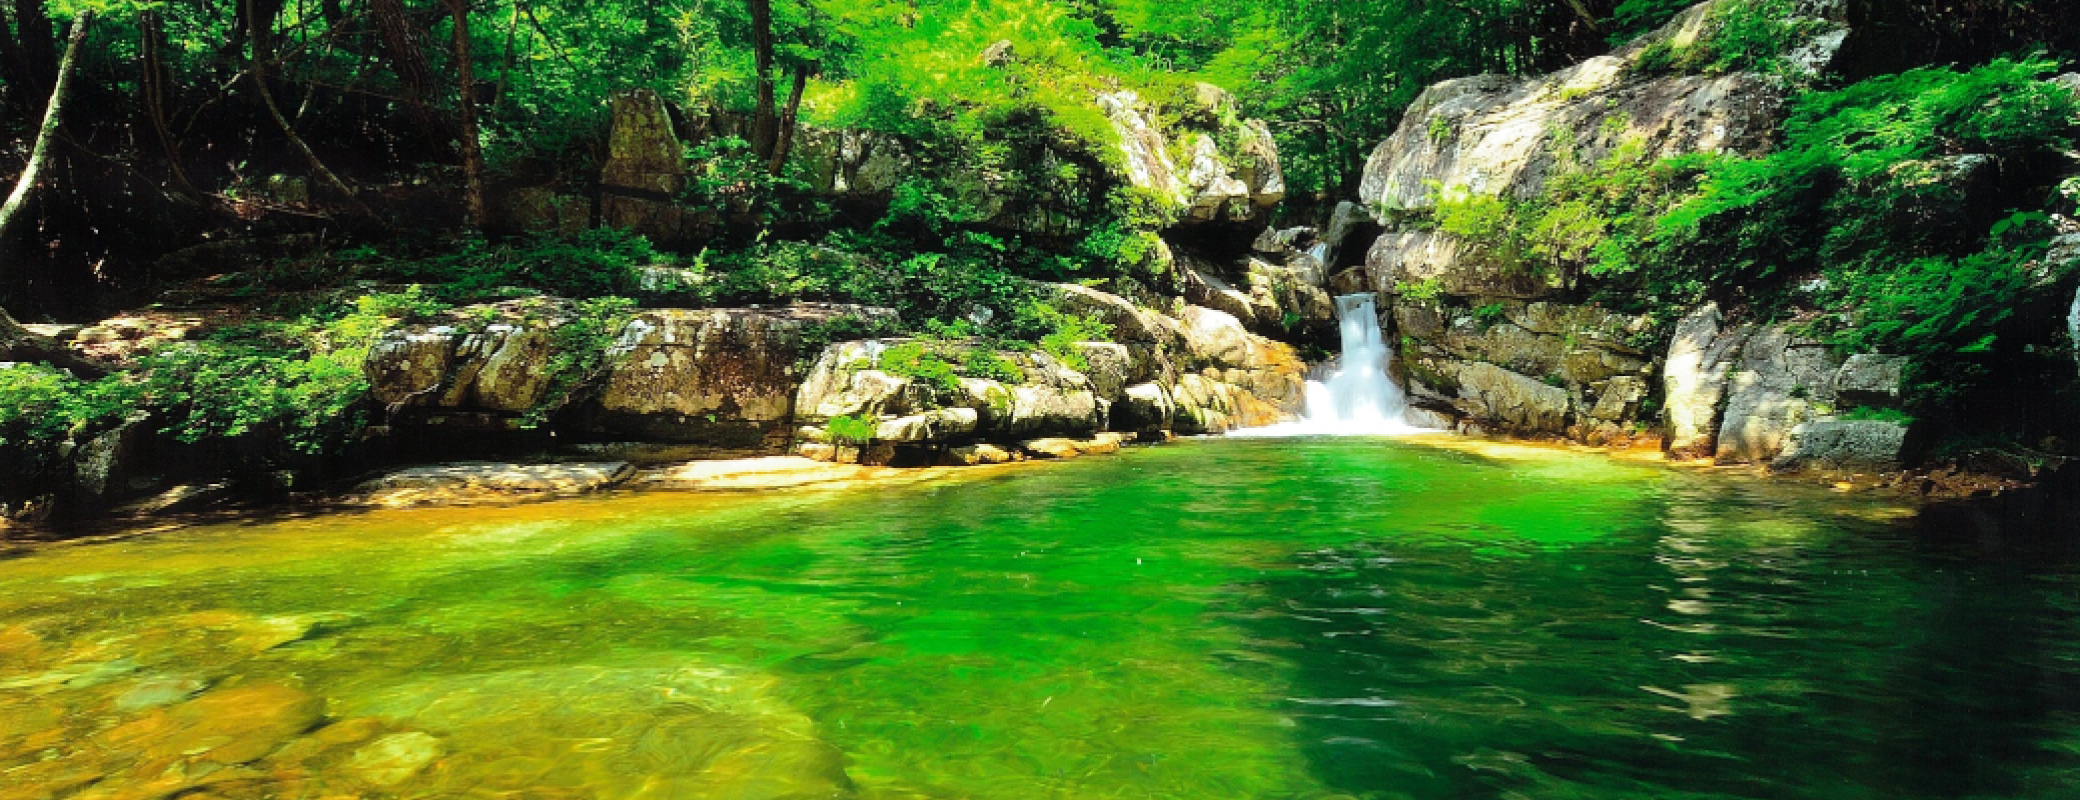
{"left": 3, "top": 438, "right": 2078, "bottom": 799}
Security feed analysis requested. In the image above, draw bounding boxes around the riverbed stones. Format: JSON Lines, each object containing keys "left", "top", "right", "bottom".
{"left": 1020, "top": 433, "right": 1133, "bottom": 460}
{"left": 348, "top": 731, "right": 447, "bottom": 786}
{"left": 946, "top": 443, "right": 1018, "bottom": 466}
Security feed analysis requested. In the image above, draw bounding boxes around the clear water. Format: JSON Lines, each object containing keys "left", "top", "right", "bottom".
{"left": 4, "top": 438, "right": 2079, "bottom": 799}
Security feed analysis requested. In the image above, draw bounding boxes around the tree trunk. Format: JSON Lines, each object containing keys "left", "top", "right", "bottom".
{"left": 768, "top": 66, "right": 809, "bottom": 175}
{"left": 139, "top": 10, "right": 201, "bottom": 199}
{"left": 12, "top": 0, "right": 56, "bottom": 99}
{"left": 494, "top": 1, "right": 520, "bottom": 113}
{"left": 246, "top": 0, "right": 372, "bottom": 218}
{"left": 0, "top": 4, "right": 35, "bottom": 113}
{"left": 448, "top": 0, "right": 485, "bottom": 230}
{"left": 0, "top": 306, "right": 107, "bottom": 377}
{"left": 0, "top": 9, "right": 91, "bottom": 282}
{"left": 748, "top": 0, "right": 778, "bottom": 160}
{"left": 370, "top": 0, "right": 451, "bottom": 142}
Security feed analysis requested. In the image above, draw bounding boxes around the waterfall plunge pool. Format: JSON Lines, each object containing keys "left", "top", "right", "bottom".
{"left": 1236, "top": 293, "right": 1438, "bottom": 437}
{"left": 4, "top": 438, "right": 2077, "bottom": 799}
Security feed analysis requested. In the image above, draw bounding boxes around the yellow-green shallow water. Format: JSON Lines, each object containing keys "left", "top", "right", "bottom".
{"left": 3, "top": 437, "right": 2078, "bottom": 799}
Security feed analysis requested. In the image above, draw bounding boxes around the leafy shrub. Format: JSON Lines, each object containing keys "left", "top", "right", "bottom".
{"left": 962, "top": 349, "right": 1027, "bottom": 383}
{"left": 827, "top": 413, "right": 879, "bottom": 445}
{"left": 369, "top": 229, "right": 661, "bottom": 299}
{"left": 877, "top": 342, "right": 962, "bottom": 392}
{"left": 131, "top": 344, "right": 370, "bottom": 453}
{"left": 1627, "top": 0, "right": 1823, "bottom": 77}
{"left": 0, "top": 365, "right": 140, "bottom": 475}
{"left": 530, "top": 297, "right": 639, "bottom": 426}
{"left": 325, "top": 286, "right": 453, "bottom": 351}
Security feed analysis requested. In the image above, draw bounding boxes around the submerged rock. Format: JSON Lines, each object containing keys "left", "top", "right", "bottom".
{"left": 347, "top": 731, "right": 446, "bottom": 787}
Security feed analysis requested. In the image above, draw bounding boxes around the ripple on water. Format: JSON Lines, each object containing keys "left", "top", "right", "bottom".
{"left": 3, "top": 439, "right": 2079, "bottom": 799}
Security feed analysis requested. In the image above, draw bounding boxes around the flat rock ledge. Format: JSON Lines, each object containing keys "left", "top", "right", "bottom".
{"left": 344, "top": 433, "right": 1156, "bottom": 510}
{"left": 349, "top": 462, "right": 639, "bottom": 508}
{"left": 631, "top": 457, "right": 936, "bottom": 491}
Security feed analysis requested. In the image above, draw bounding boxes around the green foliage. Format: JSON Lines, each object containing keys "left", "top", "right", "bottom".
{"left": 826, "top": 413, "right": 878, "bottom": 445}
{"left": 366, "top": 230, "right": 662, "bottom": 300}
{"left": 0, "top": 365, "right": 140, "bottom": 475}
{"left": 962, "top": 349, "right": 1027, "bottom": 384}
{"left": 1395, "top": 278, "right": 1446, "bottom": 304}
{"left": 1628, "top": 0, "right": 1820, "bottom": 77}
{"left": 681, "top": 136, "right": 819, "bottom": 222}
{"left": 531, "top": 297, "right": 639, "bottom": 426}
{"left": 1472, "top": 302, "right": 1511, "bottom": 328}
{"left": 876, "top": 342, "right": 962, "bottom": 392}
{"left": 326, "top": 286, "right": 454, "bottom": 351}
{"left": 1000, "top": 302, "right": 1114, "bottom": 373}
{"left": 1842, "top": 407, "right": 1915, "bottom": 424}
{"left": 126, "top": 344, "right": 370, "bottom": 452}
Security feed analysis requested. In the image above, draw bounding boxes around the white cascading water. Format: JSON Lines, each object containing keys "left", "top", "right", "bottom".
{"left": 1233, "top": 293, "right": 1433, "bottom": 436}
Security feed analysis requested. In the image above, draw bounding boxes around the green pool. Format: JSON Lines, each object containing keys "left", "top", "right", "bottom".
{"left": 3, "top": 438, "right": 2077, "bottom": 799}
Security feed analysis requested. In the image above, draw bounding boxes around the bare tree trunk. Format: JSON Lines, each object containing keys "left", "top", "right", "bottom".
{"left": 0, "top": 4, "right": 36, "bottom": 112}
{"left": 0, "top": 9, "right": 91, "bottom": 280}
{"left": 768, "top": 67, "right": 808, "bottom": 175}
{"left": 11, "top": 0, "right": 56, "bottom": 104}
{"left": 448, "top": 0, "right": 485, "bottom": 230}
{"left": 139, "top": 10, "right": 201, "bottom": 200}
{"left": 494, "top": 1, "right": 519, "bottom": 113}
{"left": 748, "top": 0, "right": 778, "bottom": 160}
{"left": 0, "top": 306, "right": 107, "bottom": 376}
{"left": 246, "top": 0, "right": 373, "bottom": 218}
{"left": 370, "top": 0, "right": 452, "bottom": 142}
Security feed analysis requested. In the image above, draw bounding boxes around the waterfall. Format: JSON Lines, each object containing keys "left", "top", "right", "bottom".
{"left": 1233, "top": 293, "right": 1432, "bottom": 436}
{"left": 2069, "top": 286, "right": 2079, "bottom": 377}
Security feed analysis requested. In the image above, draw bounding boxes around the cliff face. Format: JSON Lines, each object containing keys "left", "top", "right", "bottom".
{"left": 1343, "top": 0, "right": 1917, "bottom": 463}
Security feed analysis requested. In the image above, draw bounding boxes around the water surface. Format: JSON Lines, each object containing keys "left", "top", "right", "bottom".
{"left": 4, "top": 438, "right": 2078, "bottom": 799}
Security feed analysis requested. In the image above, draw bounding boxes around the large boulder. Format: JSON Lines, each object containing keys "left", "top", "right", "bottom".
{"left": 1834, "top": 354, "right": 1908, "bottom": 409}
{"left": 1353, "top": 0, "right": 1844, "bottom": 303}
{"left": 1099, "top": 86, "right": 1283, "bottom": 226}
{"left": 1662, "top": 303, "right": 1751, "bottom": 457}
{"left": 592, "top": 307, "right": 863, "bottom": 450}
{"left": 1773, "top": 418, "right": 1912, "bottom": 472}
{"left": 1177, "top": 305, "right": 1257, "bottom": 368}
{"left": 600, "top": 89, "right": 702, "bottom": 243}
{"left": 1357, "top": 0, "right": 1839, "bottom": 213}
{"left": 1714, "top": 326, "right": 1842, "bottom": 464}
{"left": 1396, "top": 299, "right": 1653, "bottom": 434}
{"left": 1449, "top": 362, "right": 1573, "bottom": 432}
{"left": 365, "top": 299, "right": 579, "bottom": 415}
